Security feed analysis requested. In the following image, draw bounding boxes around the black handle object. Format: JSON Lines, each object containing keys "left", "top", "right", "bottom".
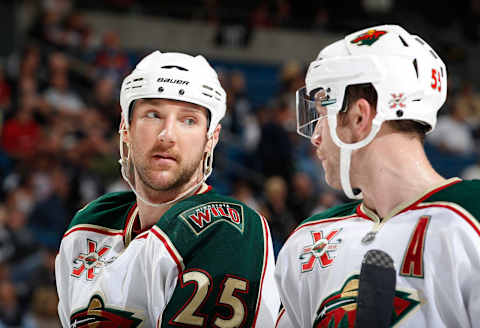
{"left": 355, "top": 249, "right": 396, "bottom": 328}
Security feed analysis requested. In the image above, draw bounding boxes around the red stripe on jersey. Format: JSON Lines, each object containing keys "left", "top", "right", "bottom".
{"left": 286, "top": 214, "right": 358, "bottom": 244}
{"left": 136, "top": 232, "right": 149, "bottom": 240}
{"left": 150, "top": 227, "right": 183, "bottom": 273}
{"left": 252, "top": 215, "right": 270, "bottom": 327}
{"left": 356, "top": 204, "right": 376, "bottom": 221}
{"left": 401, "top": 179, "right": 462, "bottom": 215}
{"left": 195, "top": 184, "right": 212, "bottom": 195}
{"left": 275, "top": 308, "right": 286, "bottom": 328}
{"left": 63, "top": 227, "right": 123, "bottom": 238}
{"left": 355, "top": 179, "right": 462, "bottom": 220}
{"left": 292, "top": 215, "right": 358, "bottom": 234}
{"left": 413, "top": 203, "right": 480, "bottom": 236}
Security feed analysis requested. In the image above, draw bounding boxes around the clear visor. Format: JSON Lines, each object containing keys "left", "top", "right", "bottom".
{"left": 296, "top": 86, "right": 331, "bottom": 138}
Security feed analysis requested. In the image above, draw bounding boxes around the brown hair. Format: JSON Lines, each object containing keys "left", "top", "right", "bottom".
{"left": 342, "top": 83, "right": 428, "bottom": 142}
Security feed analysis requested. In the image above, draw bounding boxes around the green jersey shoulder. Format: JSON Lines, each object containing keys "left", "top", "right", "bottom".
{"left": 156, "top": 188, "right": 265, "bottom": 258}
{"left": 68, "top": 191, "right": 136, "bottom": 231}
{"left": 424, "top": 179, "right": 480, "bottom": 221}
{"left": 300, "top": 200, "right": 361, "bottom": 227}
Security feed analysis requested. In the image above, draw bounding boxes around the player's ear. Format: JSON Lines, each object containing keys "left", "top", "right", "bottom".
{"left": 119, "top": 119, "right": 130, "bottom": 144}
{"left": 349, "top": 98, "right": 375, "bottom": 141}
{"left": 207, "top": 124, "right": 221, "bottom": 152}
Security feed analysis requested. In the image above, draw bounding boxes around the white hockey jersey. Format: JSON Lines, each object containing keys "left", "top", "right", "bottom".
{"left": 275, "top": 178, "right": 480, "bottom": 327}
{"left": 56, "top": 185, "right": 280, "bottom": 327}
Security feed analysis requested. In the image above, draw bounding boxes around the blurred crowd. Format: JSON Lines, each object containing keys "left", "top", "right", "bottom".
{"left": 78, "top": 0, "right": 480, "bottom": 41}
{"left": 0, "top": 0, "right": 479, "bottom": 327}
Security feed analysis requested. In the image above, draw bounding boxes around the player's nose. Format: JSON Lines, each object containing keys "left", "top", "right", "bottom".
{"left": 157, "top": 116, "right": 176, "bottom": 144}
{"left": 311, "top": 122, "right": 322, "bottom": 147}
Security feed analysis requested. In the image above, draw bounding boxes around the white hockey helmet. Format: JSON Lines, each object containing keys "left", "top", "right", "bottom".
{"left": 120, "top": 51, "right": 226, "bottom": 136}
{"left": 296, "top": 25, "right": 447, "bottom": 199}
{"left": 119, "top": 51, "right": 226, "bottom": 207}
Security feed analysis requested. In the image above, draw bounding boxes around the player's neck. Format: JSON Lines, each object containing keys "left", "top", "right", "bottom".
{"left": 353, "top": 132, "right": 446, "bottom": 219}
{"left": 137, "top": 201, "right": 172, "bottom": 229}
{"left": 135, "top": 176, "right": 205, "bottom": 229}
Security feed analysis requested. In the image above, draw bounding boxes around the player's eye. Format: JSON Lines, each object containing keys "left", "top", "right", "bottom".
{"left": 183, "top": 118, "right": 196, "bottom": 126}
{"left": 146, "top": 112, "right": 159, "bottom": 119}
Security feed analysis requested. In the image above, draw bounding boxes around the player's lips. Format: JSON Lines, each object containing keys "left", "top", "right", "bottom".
{"left": 152, "top": 153, "right": 177, "bottom": 163}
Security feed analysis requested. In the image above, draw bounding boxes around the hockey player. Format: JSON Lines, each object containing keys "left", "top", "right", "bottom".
{"left": 55, "top": 51, "right": 280, "bottom": 327}
{"left": 275, "top": 25, "right": 480, "bottom": 327}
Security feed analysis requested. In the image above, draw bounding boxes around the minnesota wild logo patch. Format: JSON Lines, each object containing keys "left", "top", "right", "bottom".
{"left": 70, "top": 294, "right": 144, "bottom": 327}
{"left": 179, "top": 202, "right": 244, "bottom": 235}
{"left": 313, "top": 274, "right": 421, "bottom": 327}
{"left": 299, "top": 229, "right": 342, "bottom": 272}
{"left": 71, "top": 239, "right": 115, "bottom": 281}
{"left": 350, "top": 29, "right": 387, "bottom": 46}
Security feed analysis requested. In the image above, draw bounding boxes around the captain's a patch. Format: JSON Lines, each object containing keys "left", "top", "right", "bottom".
{"left": 180, "top": 202, "right": 244, "bottom": 235}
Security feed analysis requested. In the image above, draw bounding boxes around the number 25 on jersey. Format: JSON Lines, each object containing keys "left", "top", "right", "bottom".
{"left": 169, "top": 269, "right": 249, "bottom": 327}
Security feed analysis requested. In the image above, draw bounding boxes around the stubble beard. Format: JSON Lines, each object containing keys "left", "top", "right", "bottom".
{"left": 132, "top": 152, "right": 204, "bottom": 194}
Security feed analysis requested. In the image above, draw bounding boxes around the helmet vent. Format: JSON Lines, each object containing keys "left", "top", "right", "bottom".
{"left": 201, "top": 84, "right": 223, "bottom": 99}
{"left": 413, "top": 59, "right": 419, "bottom": 78}
{"left": 161, "top": 65, "right": 188, "bottom": 71}
{"left": 124, "top": 77, "right": 145, "bottom": 90}
{"left": 429, "top": 50, "right": 438, "bottom": 59}
{"left": 398, "top": 35, "right": 409, "bottom": 47}
{"left": 414, "top": 37, "right": 425, "bottom": 45}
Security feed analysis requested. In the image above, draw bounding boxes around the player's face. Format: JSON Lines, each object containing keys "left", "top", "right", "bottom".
{"left": 128, "top": 99, "right": 209, "bottom": 194}
{"left": 310, "top": 94, "right": 343, "bottom": 190}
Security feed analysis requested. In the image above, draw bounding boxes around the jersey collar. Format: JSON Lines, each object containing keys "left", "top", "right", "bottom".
{"left": 357, "top": 177, "right": 462, "bottom": 222}
{"left": 123, "top": 184, "right": 213, "bottom": 246}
